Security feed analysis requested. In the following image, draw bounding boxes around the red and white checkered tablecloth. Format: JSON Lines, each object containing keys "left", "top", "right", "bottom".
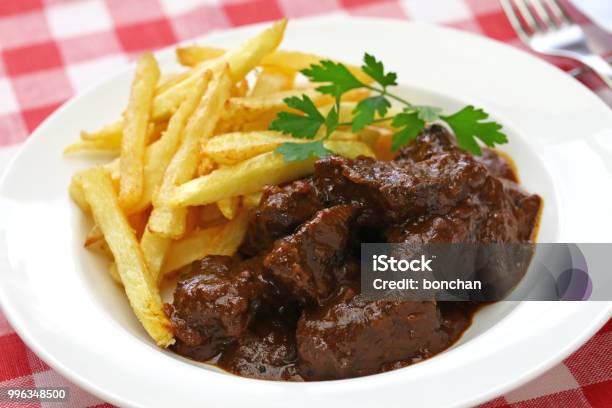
{"left": 0, "top": 0, "right": 610, "bottom": 407}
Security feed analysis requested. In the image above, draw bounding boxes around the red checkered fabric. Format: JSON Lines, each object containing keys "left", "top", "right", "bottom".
{"left": 0, "top": 0, "right": 610, "bottom": 407}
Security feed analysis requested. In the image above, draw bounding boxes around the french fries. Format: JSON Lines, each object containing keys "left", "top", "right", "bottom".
{"left": 149, "top": 66, "right": 232, "bottom": 238}
{"left": 203, "top": 131, "right": 298, "bottom": 165}
{"left": 78, "top": 167, "right": 173, "bottom": 347}
{"left": 69, "top": 172, "right": 90, "bottom": 213}
{"left": 217, "top": 196, "right": 241, "bottom": 219}
{"left": 243, "top": 191, "right": 263, "bottom": 209}
{"left": 80, "top": 121, "right": 123, "bottom": 143}
{"left": 119, "top": 53, "right": 160, "bottom": 210}
{"left": 152, "top": 19, "right": 286, "bottom": 121}
{"left": 84, "top": 224, "right": 104, "bottom": 247}
{"left": 108, "top": 262, "right": 122, "bottom": 285}
{"left": 65, "top": 121, "right": 168, "bottom": 156}
{"left": 140, "top": 229, "right": 172, "bottom": 284}
{"left": 66, "top": 19, "right": 393, "bottom": 350}
{"left": 197, "top": 156, "right": 216, "bottom": 176}
{"left": 176, "top": 46, "right": 225, "bottom": 66}
{"left": 215, "top": 88, "right": 329, "bottom": 134}
{"left": 203, "top": 130, "right": 366, "bottom": 165}
{"left": 250, "top": 67, "right": 295, "bottom": 97}
{"left": 168, "top": 140, "right": 375, "bottom": 207}
{"left": 156, "top": 72, "right": 189, "bottom": 95}
{"left": 137, "top": 72, "right": 211, "bottom": 213}
{"left": 220, "top": 19, "right": 287, "bottom": 82}
{"left": 177, "top": 46, "right": 372, "bottom": 84}
{"left": 161, "top": 210, "right": 248, "bottom": 277}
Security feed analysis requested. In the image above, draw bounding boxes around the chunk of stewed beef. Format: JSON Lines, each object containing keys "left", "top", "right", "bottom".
{"left": 313, "top": 148, "right": 488, "bottom": 226}
{"left": 296, "top": 288, "right": 448, "bottom": 380}
{"left": 241, "top": 180, "right": 323, "bottom": 256}
{"left": 218, "top": 317, "right": 303, "bottom": 381}
{"left": 166, "top": 256, "right": 280, "bottom": 360}
{"left": 264, "top": 204, "right": 356, "bottom": 305}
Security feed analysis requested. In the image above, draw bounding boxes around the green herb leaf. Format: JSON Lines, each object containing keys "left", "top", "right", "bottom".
{"left": 275, "top": 140, "right": 332, "bottom": 162}
{"left": 269, "top": 95, "right": 325, "bottom": 139}
{"left": 272, "top": 54, "right": 508, "bottom": 161}
{"left": 362, "top": 53, "right": 397, "bottom": 88}
{"left": 415, "top": 105, "right": 443, "bottom": 122}
{"left": 391, "top": 111, "right": 425, "bottom": 151}
{"left": 441, "top": 106, "right": 508, "bottom": 155}
{"left": 301, "top": 60, "right": 364, "bottom": 98}
{"left": 352, "top": 95, "right": 391, "bottom": 131}
{"left": 325, "top": 105, "right": 339, "bottom": 137}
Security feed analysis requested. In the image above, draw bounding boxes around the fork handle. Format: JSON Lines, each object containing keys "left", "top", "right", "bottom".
{"left": 579, "top": 54, "right": 612, "bottom": 89}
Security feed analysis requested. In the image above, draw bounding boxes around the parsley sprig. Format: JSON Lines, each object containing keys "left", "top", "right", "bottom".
{"left": 270, "top": 53, "right": 508, "bottom": 161}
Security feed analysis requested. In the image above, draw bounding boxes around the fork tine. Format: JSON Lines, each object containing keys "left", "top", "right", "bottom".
{"left": 500, "top": 0, "right": 531, "bottom": 42}
{"left": 544, "top": 0, "right": 572, "bottom": 25}
{"left": 528, "top": 0, "right": 558, "bottom": 29}
{"left": 514, "top": 0, "right": 544, "bottom": 33}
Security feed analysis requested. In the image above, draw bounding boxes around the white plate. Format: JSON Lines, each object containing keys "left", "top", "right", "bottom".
{"left": 1, "top": 17, "right": 611, "bottom": 408}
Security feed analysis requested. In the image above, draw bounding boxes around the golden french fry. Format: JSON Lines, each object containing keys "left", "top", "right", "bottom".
{"left": 204, "top": 130, "right": 361, "bottom": 165}
{"left": 249, "top": 67, "right": 295, "bottom": 97}
{"left": 72, "top": 120, "right": 167, "bottom": 155}
{"left": 119, "top": 53, "right": 160, "bottom": 210}
{"left": 108, "top": 262, "right": 123, "bottom": 285}
{"left": 78, "top": 167, "right": 173, "bottom": 347}
{"left": 84, "top": 224, "right": 103, "bottom": 247}
{"left": 203, "top": 131, "right": 298, "bottom": 165}
{"left": 108, "top": 262, "right": 123, "bottom": 286}
{"left": 232, "top": 79, "right": 249, "bottom": 97}
{"left": 169, "top": 152, "right": 313, "bottom": 207}
{"left": 197, "top": 156, "right": 216, "bottom": 176}
{"left": 243, "top": 191, "right": 263, "bottom": 209}
{"left": 161, "top": 210, "right": 248, "bottom": 276}
{"left": 342, "top": 88, "right": 371, "bottom": 102}
{"left": 177, "top": 46, "right": 371, "bottom": 84}
{"left": 176, "top": 46, "right": 225, "bottom": 66}
{"left": 83, "top": 224, "right": 114, "bottom": 261}
{"left": 152, "top": 19, "right": 286, "bottom": 121}
{"left": 261, "top": 50, "right": 372, "bottom": 84}
{"left": 156, "top": 72, "right": 189, "bottom": 95}
{"left": 168, "top": 141, "right": 375, "bottom": 207}
{"left": 358, "top": 127, "right": 384, "bottom": 148}
{"left": 215, "top": 88, "right": 329, "bottom": 134}
{"left": 227, "top": 88, "right": 328, "bottom": 114}
{"left": 80, "top": 121, "right": 123, "bottom": 143}
{"left": 217, "top": 196, "right": 240, "bottom": 219}
{"left": 329, "top": 131, "right": 359, "bottom": 141}
{"left": 217, "top": 18, "right": 287, "bottom": 82}
{"left": 140, "top": 229, "right": 171, "bottom": 284}
{"left": 64, "top": 139, "right": 120, "bottom": 155}
{"left": 149, "top": 66, "right": 232, "bottom": 238}
{"left": 69, "top": 173, "right": 90, "bottom": 213}
{"left": 104, "top": 158, "right": 120, "bottom": 181}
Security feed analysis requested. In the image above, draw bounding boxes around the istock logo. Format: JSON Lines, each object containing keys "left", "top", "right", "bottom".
{"left": 372, "top": 255, "right": 433, "bottom": 272}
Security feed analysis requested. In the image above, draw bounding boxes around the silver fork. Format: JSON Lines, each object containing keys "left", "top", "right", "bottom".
{"left": 501, "top": 0, "right": 612, "bottom": 88}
